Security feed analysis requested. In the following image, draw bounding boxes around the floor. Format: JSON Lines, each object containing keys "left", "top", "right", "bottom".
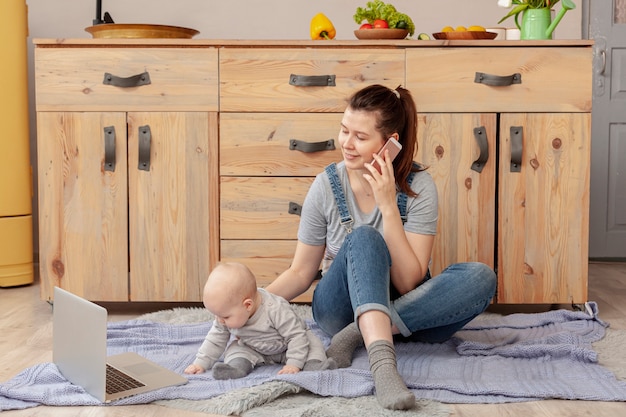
{"left": 1, "top": 262, "right": 625, "bottom": 416}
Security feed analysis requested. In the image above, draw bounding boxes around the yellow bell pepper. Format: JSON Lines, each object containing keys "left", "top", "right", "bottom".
{"left": 310, "top": 13, "right": 336, "bottom": 40}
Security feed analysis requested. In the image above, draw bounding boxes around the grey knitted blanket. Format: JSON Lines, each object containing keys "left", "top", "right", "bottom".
{"left": 2, "top": 302, "right": 625, "bottom": 411}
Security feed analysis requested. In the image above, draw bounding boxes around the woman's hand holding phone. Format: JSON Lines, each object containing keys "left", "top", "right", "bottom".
{"left": 365, "top": 137, "right": 403, "bottom": 210}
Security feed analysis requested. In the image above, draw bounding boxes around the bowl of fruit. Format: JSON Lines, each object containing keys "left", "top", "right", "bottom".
{"left": 353, "top": 1, "right": 414, "bottom": 40}
{"left": 432, "top": 25, "right": 497, "bottom": 40}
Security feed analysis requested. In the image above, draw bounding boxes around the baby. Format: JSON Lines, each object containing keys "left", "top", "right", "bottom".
{"left": 185, "top": 262, "right": 336, "bottom": 379}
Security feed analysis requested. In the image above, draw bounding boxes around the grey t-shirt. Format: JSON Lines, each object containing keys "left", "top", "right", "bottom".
{"left": 298, "top": 161, "right": 438, "bottom": 274}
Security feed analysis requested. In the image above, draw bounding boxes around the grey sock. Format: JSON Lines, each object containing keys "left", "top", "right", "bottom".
{"left": 302, "top": 357, "right": 338, "bottom": 371}
{"left": 212, "top": 358, "right": 253, "bottom": 380}
{"left": 367, "top": 340, "right": 415, "bottom": 410}
{"left": 325, "top": 322, "right": 363, "bottom": 368}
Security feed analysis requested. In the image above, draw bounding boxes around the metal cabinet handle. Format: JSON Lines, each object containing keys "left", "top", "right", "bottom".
{"left": 104, "top": 126, "right": 116, "bottom": 172}
{"left": 289, "top": 74, "right": 336, "bottom": 87}
{"left": 510, "top": 126, "right": 523, "bottom": 173}
{"left": 598, "top": 49, "right": 606, "bottom": 76}
{"left": 288, "top": 202, "right": 302, "bottom": 216}
{"left": 289, "top": 139, "right": 335, "bottom": 153}
{"left": 471, "top": 126, "right": 489, "bottom": 173}
{"left": 103, "top": 71, "right": 151, "bottom": 88}
{"left": 474, "top": 72, "right": 521, "bottom": 86}
{"left": 138, "top": 125, "right": 151, "bottom": 171}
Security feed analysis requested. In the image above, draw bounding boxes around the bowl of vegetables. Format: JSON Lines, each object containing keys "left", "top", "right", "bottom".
{"left": 353, "top": 1, "right": 415, "bottom": 40}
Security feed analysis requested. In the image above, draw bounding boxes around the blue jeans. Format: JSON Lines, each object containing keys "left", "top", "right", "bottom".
{"left": 312, "top": 226, "right": 497, "bottom": 343}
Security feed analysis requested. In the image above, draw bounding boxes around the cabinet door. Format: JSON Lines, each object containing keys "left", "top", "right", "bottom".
{"left": 498, "top": 113, "right": 591, "bottom": 304}
{"left": 416, "top": 113, "right": 496, "bottom": 276}
{"left": 127, "top": 112, "right": 215, "bottom": 301}
{"left": 37, "top": 112, "right": 129, "bottom": 301}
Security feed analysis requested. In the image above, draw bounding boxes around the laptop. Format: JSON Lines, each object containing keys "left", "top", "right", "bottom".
{"left": 53, "top": 286, "right": 188, "bottom": 403}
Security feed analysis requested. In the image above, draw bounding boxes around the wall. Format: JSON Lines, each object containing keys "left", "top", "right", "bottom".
{"left": 27, "top": 0, "right": 582, "bottom": 40}
{"left": 25, "top": 0, "right": 584, "bottom": 255}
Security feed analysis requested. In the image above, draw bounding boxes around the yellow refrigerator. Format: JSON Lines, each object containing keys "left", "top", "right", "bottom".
{"left": 0, "top": 0, "right": 34, "bottom": 287}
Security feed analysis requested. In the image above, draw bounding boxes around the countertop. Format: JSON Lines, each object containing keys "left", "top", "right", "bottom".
{"left": 33, "top": 38, "right": 594, "bottom": 48}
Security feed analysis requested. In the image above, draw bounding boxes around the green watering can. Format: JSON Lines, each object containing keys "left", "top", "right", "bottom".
{"left": 514, "top": 0, "right": 576, "bottom": 40}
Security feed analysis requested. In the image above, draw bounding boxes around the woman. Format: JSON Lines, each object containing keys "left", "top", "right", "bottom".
{"left": 266, "top": 84, "right": 496, "bottom": 410}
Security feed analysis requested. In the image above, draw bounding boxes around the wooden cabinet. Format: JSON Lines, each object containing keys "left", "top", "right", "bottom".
{"left": 35, "top": 45, "right": 219, "bottom": 301}
{"left": 497, "top": 113, "right": 590, "bottom": 303}
{"left": 218, "top": 48, "right": 404, "bottom": 301}
{"left": 416, "top": 113, "right": 497, "bottom": 278}
{"left": 407, "top": 46, "right": 592, "bottom": 304}
{"left": 37, "top": 112, "right": 129, "bottom": 301}
{"left": 218, "top": 113, "right": 342, "bottom": 301}
{"left": 34, "top": 39, "right": 592, "bottom": 304}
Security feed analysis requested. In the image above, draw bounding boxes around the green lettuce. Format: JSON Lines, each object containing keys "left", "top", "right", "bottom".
{"left": 353, "top": 1, "right": 416, "bottom": 36}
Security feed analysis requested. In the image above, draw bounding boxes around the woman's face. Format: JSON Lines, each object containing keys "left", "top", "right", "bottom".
{"left": 338, "top": 107, "right": 386, "bottom": 170}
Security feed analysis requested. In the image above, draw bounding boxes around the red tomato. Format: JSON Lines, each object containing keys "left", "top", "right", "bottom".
{"left": 359, "top": 23, "right": 373, "bottom": 29}
{"left": 373, "top": 19, "right": 389, "bottom": 29}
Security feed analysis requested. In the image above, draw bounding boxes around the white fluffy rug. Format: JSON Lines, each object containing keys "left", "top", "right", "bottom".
{"left": 595, "top": 327, "right": 626, "bottom": 381}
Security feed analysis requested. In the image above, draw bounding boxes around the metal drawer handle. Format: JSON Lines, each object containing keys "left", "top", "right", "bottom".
{"left": 289, "top": 139, "right": 336, "bottom": 153}
{"left": 289, "top": 74, "right": 336, "bottom": 87}
{"left": 103, "top": 71, "right": 151, "bottom": 88}
{"left": 138, "top": 125, "right": 151, "bottom": 171}
{"left": 510, "top": 126, "right": 523, "bottom": 173}
{"left": 471, "top": 126, "right": 489, "bottom": 173}
{"left": 474, "top": 72, "right": 521, "bottom": 86}
{"left": 104, "top": 126, "right": 116, "bottom": 172}
{"left": 288, "top": 202, "right": 302, "bottom": 216}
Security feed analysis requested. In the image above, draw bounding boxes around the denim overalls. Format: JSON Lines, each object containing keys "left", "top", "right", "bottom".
{"left": 312, "top": 163, "right": 496, "bottom": 341}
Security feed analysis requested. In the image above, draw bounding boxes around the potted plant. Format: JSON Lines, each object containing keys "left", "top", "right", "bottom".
{"left": 497, "top": 0, "right": 576, "bottom": 40}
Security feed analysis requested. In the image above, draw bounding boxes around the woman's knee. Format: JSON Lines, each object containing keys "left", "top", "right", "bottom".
{"left": 441, "top": 261, "right": 496, "bottom": 299}
{"left": 471, "top": 262, "right": 497, "bottom": 296}
{"left": 349, "top": 225, "right": 382, "bottom": 243}
{"left": 346, "top": 226, "right": 390, "bottom": 261}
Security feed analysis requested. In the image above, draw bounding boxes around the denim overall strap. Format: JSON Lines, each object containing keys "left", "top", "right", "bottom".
{"left": 397, "top": 191, "right": 409, "bottom": 225}
{"left": 397, "top": 164, "right": 418, "bottom": 224}
{"left": 326, "top": 163, "right": 419, "bottom": 229}
{"left": 325, "top": 163, "right": 354, "bottom": 233}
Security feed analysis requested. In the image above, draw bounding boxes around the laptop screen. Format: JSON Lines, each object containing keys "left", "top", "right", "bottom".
{"left": 53, "top": 286, "right": 108, "bottom": 402}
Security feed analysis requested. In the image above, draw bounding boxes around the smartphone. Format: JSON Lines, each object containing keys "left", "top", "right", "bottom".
{"left": 370, "top": 138, "right": 402, "bottom": 173}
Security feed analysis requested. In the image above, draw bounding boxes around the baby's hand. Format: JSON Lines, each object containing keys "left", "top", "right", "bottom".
{"left": 184, "top": 364, "right": 206, "bottom": 374}
{"left": 277, "top": 364, "right": 301, "bottom": 375}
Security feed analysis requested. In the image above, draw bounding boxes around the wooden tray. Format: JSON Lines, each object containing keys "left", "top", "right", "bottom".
{"left": 354, "top": 28, "right": 409, "bottom": 40}
{"left": 432, "top": 31, "right": 498, "bottom": 40}
{"left": 85, "top": 24, "right": 200, "bottom": 39}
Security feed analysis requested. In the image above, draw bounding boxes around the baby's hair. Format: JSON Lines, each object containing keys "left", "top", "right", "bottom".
{"left": 206, "top": 262, "right": 257, "bottom": 301}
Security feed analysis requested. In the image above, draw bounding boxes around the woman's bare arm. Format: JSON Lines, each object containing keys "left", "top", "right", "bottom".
{"left": 265, "top": 241, "right": 326, "bottom": 302}
{"left": 367, "top": 151, "right": 435, "bottom": 294}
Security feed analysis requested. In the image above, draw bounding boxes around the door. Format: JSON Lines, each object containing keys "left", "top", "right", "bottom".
{"left": 416, "top": 113, "right": 496, "bottom": 277}
{"left": 498, "top": 113, "right": 590, "bottom": 304}
{"left": 127, "top": 112, "right": 212, "bottom": 301}
{"left": 37, "top": 112, "right": 129, "bottom": 301}
{"left": 588, "top": 0, "right": 626, "bottom": 258}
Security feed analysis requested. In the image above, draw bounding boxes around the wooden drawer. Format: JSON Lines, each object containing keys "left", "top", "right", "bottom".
{"left": 219, "top": 48, "right": 405, "bottom": 112}
{"left": 221, "top": 239, "right": 295, "bottom": 285}
{"left": 220, "top": 113, "right": 343, "bottom": 176}
{"left": 220, "top": 239, "right": 315, "bottom": 303}
{"left": 406, "top": 47, "right": 591, "bottom": 113}
{"left": 221, "top": 177, "right": 313, "bottom": 239}
{"left": 35, "top": 48, "right": 219, "bottom": 111}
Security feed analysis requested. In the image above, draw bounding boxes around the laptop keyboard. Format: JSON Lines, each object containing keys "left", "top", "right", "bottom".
{"left": 106, "top": 364, "right": 146, "bottom": 394}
